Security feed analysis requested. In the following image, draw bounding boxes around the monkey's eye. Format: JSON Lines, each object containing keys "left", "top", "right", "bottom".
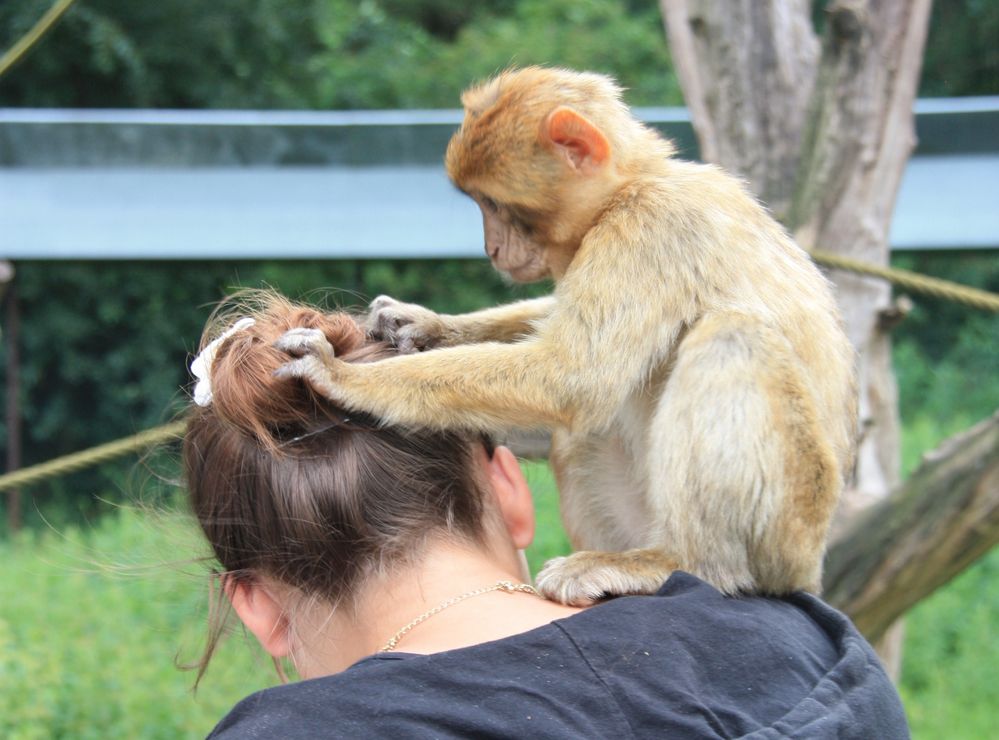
{"left": 507, "top": 205, "right": 538, "bottom": 235}
{"left": 480, "top": 196, "right": 499, "bottom": 213}
{"left": 513, "top": 217, "right": 534, "bottom": 236}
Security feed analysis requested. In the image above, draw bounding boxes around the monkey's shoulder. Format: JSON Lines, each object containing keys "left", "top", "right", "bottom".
{"left": 608, "top": 160, "right": 777, "bottom": 228}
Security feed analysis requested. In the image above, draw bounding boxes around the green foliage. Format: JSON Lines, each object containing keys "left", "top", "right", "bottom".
{"left": 921, "top": 0, "right": 999, "bottom": 96}
{"left": 891, "top": 252, "right": 999, "bottom": 475}
{"left": 0, "top": 0, "right": 149, "bottom": 107}
{"left": 3, "top": 0, "right": 998, "bottom": 109}
{"left": 898, "top": 548, "right": 999, "bottom": 739}
{"left": 0, "top": 0, "right": 679, "bottom": 109}
{"left": 0, "top": 506, "right": 276, "bottom": 739}
{"left": 0, "top": 0, "right": 325, "bottom": 108}
{"left": 887, "top": 252, "right": 999, "bottom": 737}
{"left": 522, "top": 460, "right": 572, "bottom": 573}
{"left": 448, "top": 0, "right": 676, "bottom": 106}
{"left": 305, "top": 0, "right": 680, "bottom": 109}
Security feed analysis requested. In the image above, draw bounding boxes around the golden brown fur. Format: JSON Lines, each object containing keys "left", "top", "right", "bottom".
{"left": 276, "top": 67, "right": 857, "bottom": 604}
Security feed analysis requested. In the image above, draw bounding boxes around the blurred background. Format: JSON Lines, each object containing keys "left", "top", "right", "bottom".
{"left": 0, "top": 1, "right": 997, "bottom": 737}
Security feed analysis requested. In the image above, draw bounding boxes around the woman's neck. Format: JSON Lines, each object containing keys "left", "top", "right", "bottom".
{"left": 291, "top": 541, "right": 582, "bottom": 678}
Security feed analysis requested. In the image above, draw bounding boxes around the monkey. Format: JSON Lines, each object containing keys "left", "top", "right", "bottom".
{"left": 274, "top": 66, "right": 858, "bottom": 605}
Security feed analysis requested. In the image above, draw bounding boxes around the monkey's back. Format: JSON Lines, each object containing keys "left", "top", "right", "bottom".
{"left": 639, "top": 160, "right": 857, "bottom": 479}
{"left": 547, "top": 160, "right": 858, "bottom": 595}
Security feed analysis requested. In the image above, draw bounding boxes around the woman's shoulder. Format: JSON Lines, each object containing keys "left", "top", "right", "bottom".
{"left": 560, "top": 570, "right": 854, "bottom": 649}
{"left": 208, "top": 617, "right": 624, "bottom": 739}
{"left": 208, "top": 573, "right": 908, "bottom": 739}
{"left": 553, "top": 572, "right": 907, "bottom": 739}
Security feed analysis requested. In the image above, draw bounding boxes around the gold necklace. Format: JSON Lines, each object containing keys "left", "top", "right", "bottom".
{"left": 380, "top": 579, "right": 540, "bottom": 652}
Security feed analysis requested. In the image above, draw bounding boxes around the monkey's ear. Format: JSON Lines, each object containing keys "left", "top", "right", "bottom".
{"left": 544, "top": 107, "right": 611, "bottom": 172}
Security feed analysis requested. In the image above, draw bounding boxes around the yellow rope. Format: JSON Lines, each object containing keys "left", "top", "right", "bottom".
{"left": 0, "top": 420, "right": 185, "bottom": 493}
{"left": 0, "top": 0, "right": 78, "bottom": 80}
{"left": 812, "top": 249, "right": 999, "bottom": 312}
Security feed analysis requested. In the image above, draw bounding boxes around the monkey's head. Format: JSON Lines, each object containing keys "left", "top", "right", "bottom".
{"left": 446, "top": 67, "right": 671, "bottom": 283}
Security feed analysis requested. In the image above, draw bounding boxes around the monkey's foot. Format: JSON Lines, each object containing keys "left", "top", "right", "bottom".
{"left": 535, "top": 549, "right": 679, "bottom": 606}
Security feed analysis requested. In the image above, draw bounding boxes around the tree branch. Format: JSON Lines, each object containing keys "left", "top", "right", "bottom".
{"left": 824, "top": 411, "right": 999, "bottom": 642}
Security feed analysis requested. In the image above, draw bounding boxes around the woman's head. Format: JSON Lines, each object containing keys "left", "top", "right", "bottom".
{"left": 183, "top": 293, "right": 496, "bottom": 678}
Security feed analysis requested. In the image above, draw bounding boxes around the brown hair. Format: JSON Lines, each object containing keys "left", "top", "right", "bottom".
{"left": 183, "top": 293, "right": 490, "bottom": 684}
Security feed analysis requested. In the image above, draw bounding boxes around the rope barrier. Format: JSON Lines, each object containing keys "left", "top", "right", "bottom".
{"left": 0, "top": 420, "right": 185, "bottom": 493}
{"left": 0, "top": 0, "right": 77, "bottom": 80}
{"left": 812, "top": 249, "right": 999, "bottom": 312}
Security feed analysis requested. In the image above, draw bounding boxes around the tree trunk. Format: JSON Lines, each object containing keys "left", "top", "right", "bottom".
{"left": 662, "top": 0, "right": 933, "bottom": 677}
{"left": 660, "top": 0, "right": 818, "bottom": 221}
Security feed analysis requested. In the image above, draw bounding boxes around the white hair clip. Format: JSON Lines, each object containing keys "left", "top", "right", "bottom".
{"left": 190, "top": 317, "right": 256, "bottom": 407}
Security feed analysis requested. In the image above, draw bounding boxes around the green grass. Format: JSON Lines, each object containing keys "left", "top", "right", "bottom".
{"left": 522, "top": 459, "right": 572, "bottom": 573}
{"left": 2, "top": 446, "right": 996, "bottom": 738}
{"left": 897, "top": 548, "right": 999, "bottom": 739}
{"left": 0, "top": 509, "right": 275, "bottom": 739}
{"left": 0, "top": 463, "right": 573, "bottom": 740}
{"left": 894, "top": 411, "right": 999, "bottom": 739}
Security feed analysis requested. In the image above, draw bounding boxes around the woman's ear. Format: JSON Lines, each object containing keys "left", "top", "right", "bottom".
{"left": 485, "top": 445, "right": 536, "bottom": 550}
{"left": 226, "top": 577, "right": 292, "bottom": 659}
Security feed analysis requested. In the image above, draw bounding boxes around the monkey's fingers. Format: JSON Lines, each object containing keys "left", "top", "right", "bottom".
{"left": 535, "top": 549, "right": 679, "bottom": 606}
{"left": 395, "top": 324, "right": 439, "bottom": 354}
{"left": 272, "top": 357, "right": 312, "bottom": 380}
{"left": 273, "top": 328, "right": 337, "bottom": 364}
{"left": 366, "top": 297, "right": 445, "bottom": 353}
{"left": 272, "top": 355, "right": 345, "bottom": 404}
{"left": 365, "top": 295, "right": 412, "bottom": 339}
{"left": 367, "top": 295, "right": 400, "bottom": 314}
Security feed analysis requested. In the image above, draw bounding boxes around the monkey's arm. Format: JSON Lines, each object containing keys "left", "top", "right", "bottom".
{"left": 445, "top": 296, "right": 556, "bottom": 343}
{"left": 276, "top": 330, "right": 571, "bottom": 431}
{"left": 279, "top": 245, "right": 676, "bottom": 433}
{"left": 367, "top": 295, "right": 555, "bottom": 351}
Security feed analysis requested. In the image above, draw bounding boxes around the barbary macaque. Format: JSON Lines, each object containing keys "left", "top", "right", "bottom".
{"left": 275, "top": 67, "right": 857, "bottom": 604}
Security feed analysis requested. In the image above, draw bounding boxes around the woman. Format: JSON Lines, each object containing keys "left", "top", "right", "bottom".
{"left": 185, "top": 293, "right": 908, "bottom": 739}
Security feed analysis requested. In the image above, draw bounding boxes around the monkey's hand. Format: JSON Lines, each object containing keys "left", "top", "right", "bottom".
{"left": 273, "top": 328, "right": 346, "bottom": 401}
{"left": 366, "top": 295, "right": 454, "bottom": 354}
{"left": 535, "top": 549, "right": 680, "bottom": 606}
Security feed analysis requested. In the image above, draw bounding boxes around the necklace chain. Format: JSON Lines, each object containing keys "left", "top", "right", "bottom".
{"left": 380, "top": 579, "right": 539, "bottom": 652}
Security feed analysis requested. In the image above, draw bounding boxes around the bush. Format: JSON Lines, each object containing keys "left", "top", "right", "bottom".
{"left": 0, "top": 0, "right": 680, "bottom": 110}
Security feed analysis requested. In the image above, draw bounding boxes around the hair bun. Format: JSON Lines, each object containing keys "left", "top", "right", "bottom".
{"left": 201, "top": 294, "right": 373, "bottom": 449}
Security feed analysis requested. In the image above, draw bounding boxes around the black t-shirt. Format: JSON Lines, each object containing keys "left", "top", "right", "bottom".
{"left": 208, "top": 572, "right": 909, "bottom": 739}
